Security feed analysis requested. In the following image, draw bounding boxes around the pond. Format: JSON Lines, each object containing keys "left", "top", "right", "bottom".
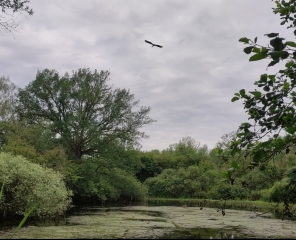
{"left": 0, "top": 206, "right": 295, "bottom": 239}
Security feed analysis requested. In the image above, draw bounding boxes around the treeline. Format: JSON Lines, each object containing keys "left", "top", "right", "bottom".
{"left": 138, "top": 134, "right": 296, "bottom": 203}
{"left": 0, "top": 71, "right": 296, "bottom": 219}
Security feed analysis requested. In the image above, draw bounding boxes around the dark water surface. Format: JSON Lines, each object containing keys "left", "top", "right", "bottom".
{"left": 162, "top": 228, "right": 248, "bottom": 239}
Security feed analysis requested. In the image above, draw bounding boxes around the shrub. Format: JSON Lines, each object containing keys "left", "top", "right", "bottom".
{"left": 230, "top": 184, "right": 250, "bottom": 200}
{"left": 0, "top": 152, "right": 73, "bottom": 217}
{"left": 210, "top": 181, "right": 233, "bottom": 200}
{"left": 70, "top": 158, "right": 148, "bottom": 203}
{"left": 144, "top": 166, "right": 220, "bottom": 199}
{"left": 268, "top": 181, "right": 296, "bottom": 203}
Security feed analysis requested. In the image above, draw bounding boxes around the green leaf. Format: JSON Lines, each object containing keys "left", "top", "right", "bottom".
{"left": 270, "top": 38, "right": 285, "bottom": 51}
{"left": 252, "top": 47, "right": 261, "bottom": 53}
{"left": 285, "top": 41, "right": 296, "bottom": 47}
{"left": 260, "top": 74, "right": 268, "bottom": 82}
{"left": 285, "top": 126, "right": 296, "bottom": 134}
{"left": 284, "top": 82, "right": 290, "bottom": 89}
{"left": 251, "top": 91, "right": 262, "bottom": 99}
{"left": 265, "top": 33, "right": 279, "bottom": 38}
{"left": 10, "top": 205, "right": 36, "bottom": 239}
{"left": 285, "top": 61, "right": 295, "bottom": 68}
{"left": 254, "top": 37, "right": 257, "bottom": 43}
{"left": 269, "top": 51, "right": 283, "bottom": 57}
{"left": 268, "top": 75, "right": 276, "bottom": 82}
{"left": 239, "top": 89, "right": 246, "bottom": 97}
{"left": 239, "top": 37, "right": 249, "bottom": 43}
{"left": 234, "top": 93, "right": 240, "bottom": 97}
{"left": 281, "top": 51, "right": 289, "bottom": 59}
{"left": 249, "top": 53, "right": 266, "bottom": 61}
{"left": 261, "top": 47, "right": 268, "bottom": 54}
{"left": 267, "top": 59, "right": 279, "bottom": 68}
{"left": 244, "top": 46, "right": 254, "bottom": 54}
{"left": 231, "top": 97, "right": 239, "bottom": 102}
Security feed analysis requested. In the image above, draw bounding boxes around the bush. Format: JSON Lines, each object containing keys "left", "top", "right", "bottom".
{"left": 70, "top": 158, "right": 148, "bottom": 203}
{"left": 144, "top": 166, "right": 220, "bottom": 199}
{"left": 0, "top": 152, "right": 73, "bottom": 217}
{"left": 268, "top": 181, "right": 296, "bottom": 202}
{"left": 230, "top": 184, "right": 250, "bottom": 200}
{"left": 210, "top": 182, "right": 233, "bottom": 200}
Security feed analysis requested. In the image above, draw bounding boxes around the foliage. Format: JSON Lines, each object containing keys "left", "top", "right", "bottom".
{"left": 0, "top": 0, "right": 33, "bottom": 33}
{"left": 135, "top": 156, "right": 162, "bottom": 182}
{"left": 0, "top": 121, "right": 76, "bottom": 180}
{"left": 263, "top": 179, "right": 296, "bottom": 205}
{"left": 0, "top": 152, "right": 72, "bottom": 217}
{"left": 70, "top": 157, "right": 148, "bottom": 203}
{"left": 17, "top": 68, "right": 155, "bottom": 160}
{"left": 144, "top": 166, "right": 220, "bottom": 199}
{"left": 168, "top": 136, "right": 206, "bottom": 168}
{"left": 209, "top": 181, "right": 233, "bottom": 200}
{"left": 229, "top": 184, "right": 250, "bottom": 200}
{"left": 142, "top": 136, "right": 210, "bottom": 171}
{"left": 240, "top": 167, "right": 276, "bottom": 191}
{"left": 218, "top": 0, "right": 296, "bottom": 198}
{"left": 215, "top": 131, "right": 238, "bottom": 150}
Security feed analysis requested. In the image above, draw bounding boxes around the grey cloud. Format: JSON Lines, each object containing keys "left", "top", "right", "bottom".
{"left": 0, "top": 0, "right": 286, "bottom": 151}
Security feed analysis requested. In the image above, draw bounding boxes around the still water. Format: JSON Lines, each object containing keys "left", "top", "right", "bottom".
{"left": 161, "top": 227, "right": 249, "bottom": 239}
{"left": 0, "top": 206, "right": 254, "bottom": 239}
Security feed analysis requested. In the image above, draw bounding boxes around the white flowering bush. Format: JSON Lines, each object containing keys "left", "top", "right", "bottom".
{"left": 0, "top": 152, "right": 73, "bottom": 217}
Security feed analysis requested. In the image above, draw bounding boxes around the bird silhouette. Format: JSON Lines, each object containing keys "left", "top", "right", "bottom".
{"left": 145, "top": 40, "right": 163, "bottom": 48}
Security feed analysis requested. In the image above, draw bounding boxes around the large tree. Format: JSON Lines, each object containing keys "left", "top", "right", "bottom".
{"left": 0, "top": 0, "right": 33, "bottom": 33}
{"left": 17, "top": 68, "right": 155, "bottom": 160}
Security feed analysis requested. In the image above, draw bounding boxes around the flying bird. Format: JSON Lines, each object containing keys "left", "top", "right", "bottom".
{"left": 145, "top": 40, "right": 163, "bottom": 48}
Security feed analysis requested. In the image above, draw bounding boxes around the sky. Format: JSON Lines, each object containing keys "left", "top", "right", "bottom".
{"left": 0, "top": 0, "right": 293, "bottom": 152}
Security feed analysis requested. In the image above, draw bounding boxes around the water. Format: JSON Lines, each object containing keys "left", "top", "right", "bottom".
{"left": 162, "top": 227, "right": 250, "bottom": 239}
{"left": 0, "top": 206, "right": 254, "bottom": 239}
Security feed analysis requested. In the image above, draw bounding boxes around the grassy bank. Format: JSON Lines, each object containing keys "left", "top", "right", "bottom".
{"left": 148, "top": 198, "right": 295, "bottom": 219}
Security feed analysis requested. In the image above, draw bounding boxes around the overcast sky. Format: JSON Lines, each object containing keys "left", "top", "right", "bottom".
{"left": 0, "top": 0, "right": 293, "bottom": 152}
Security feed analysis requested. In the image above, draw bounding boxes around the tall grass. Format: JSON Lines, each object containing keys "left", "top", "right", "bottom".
{"left": 0, "top": 182, "right": 35, "bottom": 239}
